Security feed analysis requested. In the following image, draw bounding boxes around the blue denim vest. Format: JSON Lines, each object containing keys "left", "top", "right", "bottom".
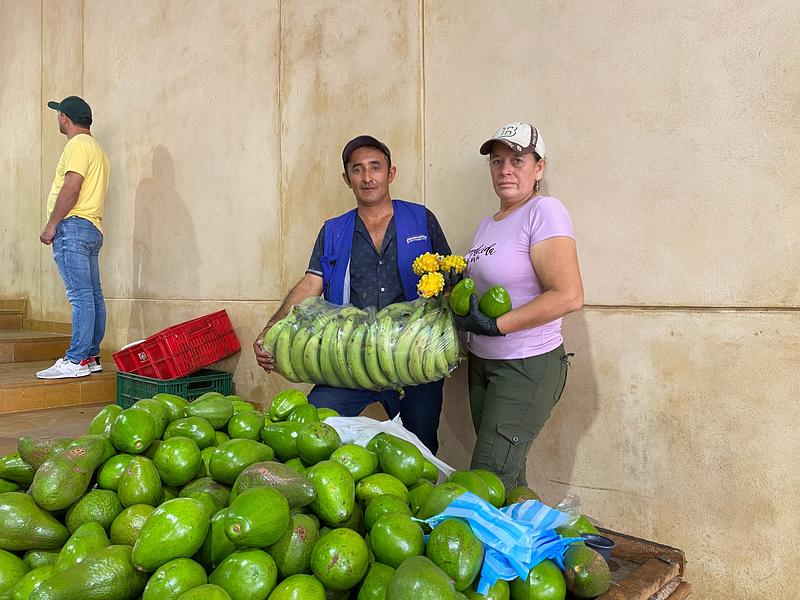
{"left": 321, "top": 200, "right": 432, "bottom": 305}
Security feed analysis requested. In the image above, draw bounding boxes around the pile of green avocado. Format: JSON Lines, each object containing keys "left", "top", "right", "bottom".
{"left": 0, "top": 388, "right": 610, "bottom": 600}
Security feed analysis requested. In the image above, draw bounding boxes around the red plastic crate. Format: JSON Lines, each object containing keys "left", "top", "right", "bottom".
{"left": 112, "top": 310, "right": 240, "bottom": 379}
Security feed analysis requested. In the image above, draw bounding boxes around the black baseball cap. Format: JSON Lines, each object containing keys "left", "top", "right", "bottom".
{"left": 342, "top": 135, "right": 391, "bottom": 170}
{"left": 47, "top": 96, "right": 92, "bottom": 126}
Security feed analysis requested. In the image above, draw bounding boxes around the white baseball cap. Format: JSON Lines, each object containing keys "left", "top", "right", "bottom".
{"left": 479, "top": 122, "right": 545, "bottom": 158}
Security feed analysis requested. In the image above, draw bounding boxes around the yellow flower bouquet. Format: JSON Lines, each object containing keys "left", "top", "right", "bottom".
{"left": 413, "top": 252, "right": 467, "bottom": 298}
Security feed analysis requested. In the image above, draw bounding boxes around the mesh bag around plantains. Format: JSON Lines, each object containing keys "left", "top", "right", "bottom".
{"left": 263, "top": 297, "right": 462, "bottom": 391}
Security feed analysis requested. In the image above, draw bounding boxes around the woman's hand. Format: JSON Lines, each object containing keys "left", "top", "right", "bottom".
{"left": 454, "top": 295, "right": 503, "bottom": 336}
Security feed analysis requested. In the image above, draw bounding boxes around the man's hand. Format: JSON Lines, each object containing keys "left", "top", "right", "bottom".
{"left": 454, "top": 294, "right": 504, "bottom": 337}
{"left": 253, "top": 325, "right": 276, "bottom": 373}
{"left": 254, "top": 273, "right": 323, "bottom": 374}
{"left": 40, "top": 224, "right": 57, "bottom": 245}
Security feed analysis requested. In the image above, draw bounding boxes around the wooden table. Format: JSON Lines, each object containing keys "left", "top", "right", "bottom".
{"left": 594, "top": 528, "right": 692, "bottom": 599}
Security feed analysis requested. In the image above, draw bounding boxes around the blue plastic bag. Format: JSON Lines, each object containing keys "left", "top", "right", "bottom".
{"left": 419, "top": 492, "right": 582, "bottom": 594}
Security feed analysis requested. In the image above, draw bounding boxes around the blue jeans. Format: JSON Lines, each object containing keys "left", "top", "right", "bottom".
{"left": 52, "top": 217, "right": 106, "bottom": 363}
{"left": 308, "top": 379, "right": 445, "bottom": 454}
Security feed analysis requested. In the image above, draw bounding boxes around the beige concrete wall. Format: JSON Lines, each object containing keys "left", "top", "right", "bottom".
{"left": 77, "top": 0, "right": 286, "bottom": 405}
{"left": 550, "top": 310, "right": 800, "bottom": 598}
{"left": 4, "top": 1, "right": 799, "bottom": 597}
{"left": 39, "top": 0, "right": 84, "bottom": 321}
{"left": 0, "top": 2, "right": 42, "bottom": 303}
{"left": 280, "top": 1, "right": 422, "bottom": 296}
{"left": 424, "top": 3, "right": 799, "bottom": 597}
{"left": 424, "top": 2, "right": 800, "bottom": 307}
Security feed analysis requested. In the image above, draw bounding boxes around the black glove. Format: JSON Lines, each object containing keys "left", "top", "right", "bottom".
{"left": 442, "top": 268, "right": 464, "bottom": 290}
{"left": 454, "top": 294, "right": 503, "bottom": 336}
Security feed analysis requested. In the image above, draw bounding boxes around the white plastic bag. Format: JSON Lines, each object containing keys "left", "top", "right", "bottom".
{"left": 324, "top": 414, "right": 455, "bottom": 479}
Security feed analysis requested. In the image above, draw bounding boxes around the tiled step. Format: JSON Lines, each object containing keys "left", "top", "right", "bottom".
{"left": 0, "top": 330, "right": 71, "bottom": 364}
{"left": 0, "top": 402, "right": 110, "bottom": 457}
{"left": 0, "top": 360, "right": 117, "bottom": 414}
{"left": 0, "top": 309, "right": 23, "bottom": 331}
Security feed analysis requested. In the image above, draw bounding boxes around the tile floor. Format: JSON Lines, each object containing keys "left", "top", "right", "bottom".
{"left": 0, "top": 402, "right": 111, "bottom": 457}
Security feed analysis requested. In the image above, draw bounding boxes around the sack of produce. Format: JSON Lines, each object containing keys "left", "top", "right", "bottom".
{"left": 263, "top": 253, "right": 467, "bottom": 390}
{"left": 263, "top": 296, "right": 462, "bottom": 390}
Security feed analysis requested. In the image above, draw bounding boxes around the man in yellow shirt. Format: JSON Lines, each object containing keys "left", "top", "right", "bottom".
{"left": 37, "top": 96, "right": 111, "bottom": 379}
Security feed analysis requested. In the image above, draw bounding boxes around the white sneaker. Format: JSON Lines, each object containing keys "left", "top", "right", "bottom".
{"left": 84, "top": 356, "right": 103, "bottom": 373}
{"left": 36, "top": 358, "right": 91, "bottom": 379}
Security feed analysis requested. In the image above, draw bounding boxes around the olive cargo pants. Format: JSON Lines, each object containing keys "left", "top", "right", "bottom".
{"left": 468, "top": 345, "right": 570, "bottom": 490}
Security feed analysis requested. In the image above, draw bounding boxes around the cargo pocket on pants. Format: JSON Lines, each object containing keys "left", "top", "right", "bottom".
{"left": 554, "top": 353, "right": 573, "bottom": 406}
{"left": 490, "top": 424, "right": 534, "bottom": 475}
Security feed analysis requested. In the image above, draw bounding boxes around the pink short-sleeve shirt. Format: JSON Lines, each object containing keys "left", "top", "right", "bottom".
{"left": 465, "top": 195, "right": 574, "bottom": 360}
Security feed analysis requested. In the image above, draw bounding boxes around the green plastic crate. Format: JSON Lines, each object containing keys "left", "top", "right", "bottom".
{"left": 116, "top": 368, "right": 234, "bottom": 409}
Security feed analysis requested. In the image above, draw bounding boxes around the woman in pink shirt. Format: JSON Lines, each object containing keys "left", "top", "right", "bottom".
{"left": 455, "top": 122, "right": 584, "bottom": 491}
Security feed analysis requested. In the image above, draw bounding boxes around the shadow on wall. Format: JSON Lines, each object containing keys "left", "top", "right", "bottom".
{"left": 436, "top": 310, "right": 600, "bottom": 484}
{"left": 531, "top": 310, "right": 600, "bottom": 506}
{"left": 128, "top": 145, "right": 200, "bottom": 341}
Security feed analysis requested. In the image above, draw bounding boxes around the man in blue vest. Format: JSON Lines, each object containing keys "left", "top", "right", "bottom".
{"left": 254, "top": 135, "right": 452, "bottom": 453}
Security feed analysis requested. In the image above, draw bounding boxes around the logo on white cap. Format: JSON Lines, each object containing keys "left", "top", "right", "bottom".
{"left": 496, "top": 123, "right": 525, "bottom": 140}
